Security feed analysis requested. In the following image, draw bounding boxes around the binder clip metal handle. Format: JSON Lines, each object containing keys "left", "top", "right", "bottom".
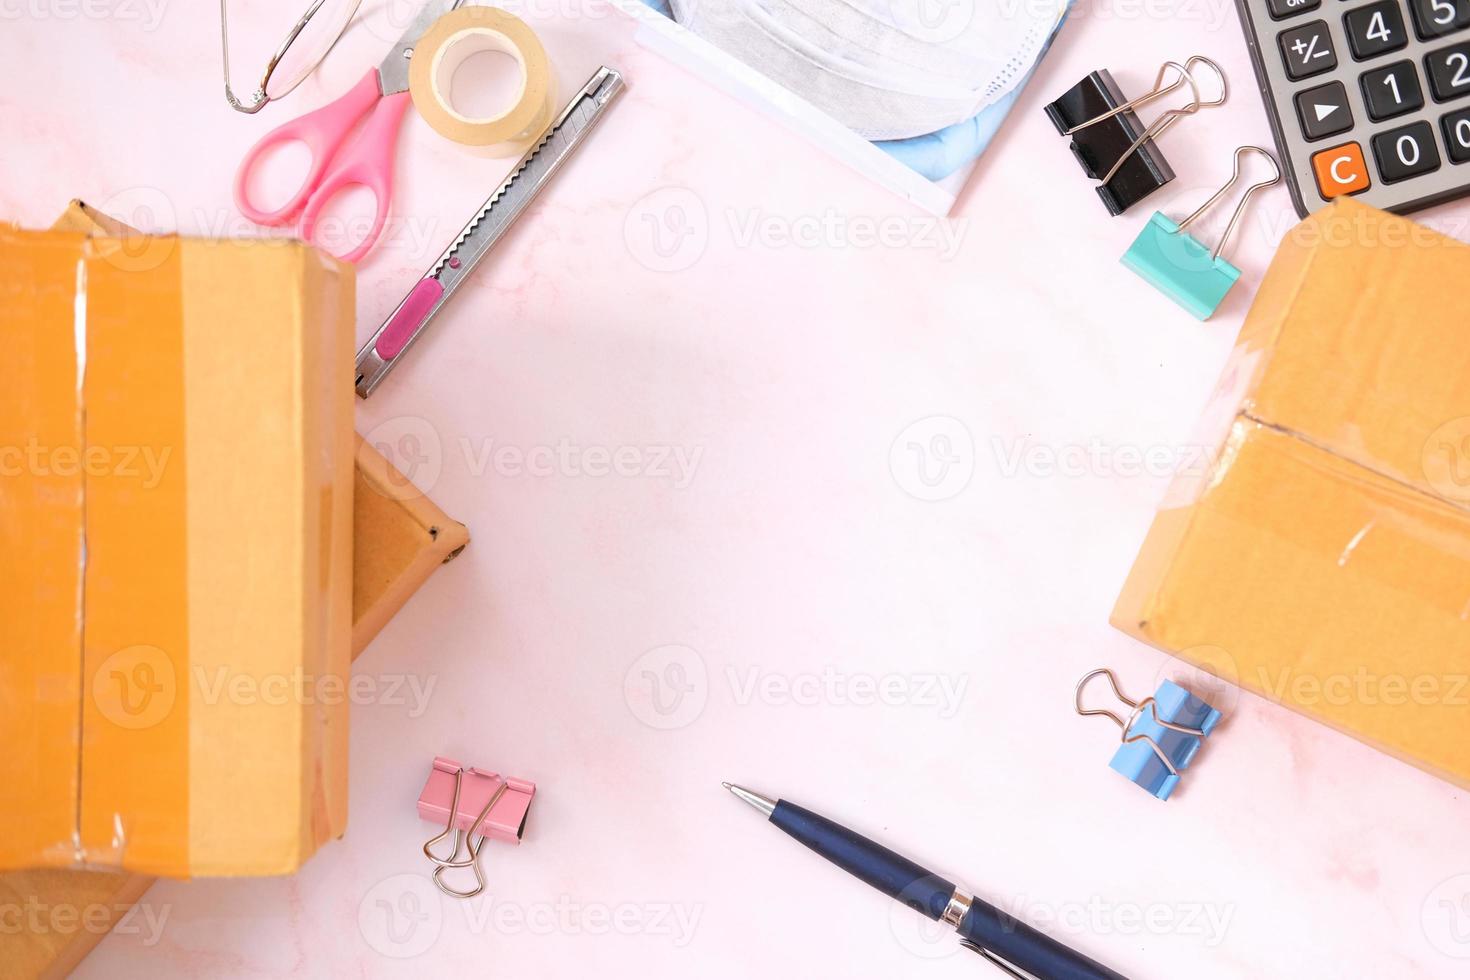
{"left": 1075, "top": 668, "right": 1222, "bottom": 800}
{"left": 417, "top": 756, "right": 536, "bottom": 899}
{"left": 1087, "top": 56, "right": 1229, "bottom": 188}
{"left": 431, "top": 834, "right": 489, "bottom": 900}
{"left": 1045, "top": 56, "right": 1226, "bottom": 216}
{"left": 1120, "top": 145, "right": 1282, "bottom": 320}
{"left": 1059, "top": 59, "right": 1196, "bottom": 136}
{"left": 1175, "top": 145, "right": 1283, "bottom": 261}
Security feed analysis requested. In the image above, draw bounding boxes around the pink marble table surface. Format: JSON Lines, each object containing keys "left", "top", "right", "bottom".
{"left": 4, "top": 0, "right": 1470, "bottom": 976}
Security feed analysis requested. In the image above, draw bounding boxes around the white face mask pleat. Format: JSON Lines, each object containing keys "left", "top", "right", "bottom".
{"left": 668, "top": 0, "right": 1068, "bottom": 140}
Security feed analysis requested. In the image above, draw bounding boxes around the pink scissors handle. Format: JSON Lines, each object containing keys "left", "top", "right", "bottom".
{"left": 233, "top": 68, "right": 383, "bottom": 227}
{"left": 299, "top": 91, "right": 412, "bottom": 264}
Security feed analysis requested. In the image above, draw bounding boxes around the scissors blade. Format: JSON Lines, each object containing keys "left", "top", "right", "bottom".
{"left": 376, "top": 0, "right": 465, "bottom": 94}
{"left": 353, "top": 66, "right": 624, "bottom": 398}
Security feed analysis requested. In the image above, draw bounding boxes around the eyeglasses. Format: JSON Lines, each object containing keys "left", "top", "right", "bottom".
{"left": 220, "top": 0, "right": 364, "bottom": 114}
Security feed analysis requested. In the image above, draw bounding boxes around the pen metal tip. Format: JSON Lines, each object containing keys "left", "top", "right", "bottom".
{"left": 723, "top": 782, "right": 777, "bottom": 817}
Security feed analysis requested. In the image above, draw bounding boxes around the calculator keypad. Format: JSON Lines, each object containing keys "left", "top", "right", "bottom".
{"left": 1268, "top": 0, "right": 1320, "bottom": 16}
{"left": 1312, "top": 142, "right": 1374, "bottom": 194}
{"left": 1408, "top": 0, "right": 1470, "bottom": 40}
{"left": 1244, "top": 0, "right": 1470, "bottom": 212}
{"left": 1296, "top": 81, "right": 1356, "bottom": 138}
{"left": 1371, "top": 120, "right": 1443, "bottom": 179}
{"left": 1345, "top": 1, "right": 1410, "bottom": 58}
{"left": 1442, "top": 106, "right": 1470, "bottom": 159}
{"left": 1360, "top": 60, "right": 1426, "bottom": 118}
{"left": 1280, "top": 20, "right": 1339, "bottom": 78}
{"left": 1425, "top": 41, "right": 1470, "bottom": 99}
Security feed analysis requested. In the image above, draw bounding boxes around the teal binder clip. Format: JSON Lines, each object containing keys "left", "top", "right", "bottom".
{"left": 1075, "top": 668, "right": 1222, "bottom": 801}
{"left": 1121, "top": 145, "right": 1282, "bottom": 320}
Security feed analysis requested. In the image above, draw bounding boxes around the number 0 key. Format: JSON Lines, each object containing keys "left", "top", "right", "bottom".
{"left": 1372, "top": 121, "right": 1443, "bottom": 180}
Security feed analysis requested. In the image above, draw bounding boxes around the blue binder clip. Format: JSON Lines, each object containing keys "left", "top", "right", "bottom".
{"left": 1075, "top": 668, "right": 1221, "bottom": 801}
{"left": 1121, "top": 145, "right": 1282, "bottom": 320}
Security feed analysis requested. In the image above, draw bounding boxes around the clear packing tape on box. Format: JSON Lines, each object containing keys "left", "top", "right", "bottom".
{"left": 1113, "top": 197, "right": 1470, "bottom": 790}
{"left": 1, "top": 220, "right": 356, "bottom": 877}
{"left": 0, "top": 206, "right": 469, "bottom": 975}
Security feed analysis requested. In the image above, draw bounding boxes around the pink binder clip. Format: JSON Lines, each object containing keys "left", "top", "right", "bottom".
{"left": 418, "top": 756, "right": 536, "bottom": 898}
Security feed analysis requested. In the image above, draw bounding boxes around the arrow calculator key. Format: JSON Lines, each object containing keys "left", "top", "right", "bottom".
{"left": 1295, "top": 81, "right": 1354, "bottom": 139}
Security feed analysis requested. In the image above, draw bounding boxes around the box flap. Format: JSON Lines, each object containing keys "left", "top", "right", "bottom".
{"left": 1236, "top": 198, "right": 1470, "bottom": 504}
{"left": 1115, "top": 420, "right": 1470, "bottom": 788}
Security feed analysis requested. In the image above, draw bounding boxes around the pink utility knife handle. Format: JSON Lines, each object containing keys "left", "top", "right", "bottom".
{"left": 299, "top": 89, "right": 412, "bottom": 264}
{"left": 376, "top": 278, "right": 444, "bottom": 360}
{"left": 233, "top": 68, "right": 383, "bottom": 227}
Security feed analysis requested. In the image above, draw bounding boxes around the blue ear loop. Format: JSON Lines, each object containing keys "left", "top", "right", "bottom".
{"left": 1121, "top": 145, "right": 1283, "bottom": 320}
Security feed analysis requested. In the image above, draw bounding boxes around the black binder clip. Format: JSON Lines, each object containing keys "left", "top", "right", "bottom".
{"left": 1044, "top": 57, "right": 1227, "bottom": 216}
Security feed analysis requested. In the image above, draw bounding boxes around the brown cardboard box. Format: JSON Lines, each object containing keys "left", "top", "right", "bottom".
{"left": 2, "top": 226, "right": 356, "bottom": 877}
{"left": 353, "top": 433, "right": 469, "bottom": 651}
{"left": 0, "top": 434, "right": 469, "bottom": 980}
{"left": 1113, "top": 197, "right": 1470, "bottom": 789}
{"left": 0, "top": 203, "right": 471, "bottom": 977}
{"left": 0, "top": 871, "right": 153, "bottom": 980}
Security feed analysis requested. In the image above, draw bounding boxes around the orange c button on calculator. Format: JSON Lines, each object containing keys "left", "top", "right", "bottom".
{"left": 1311, "top": 142, "right": 1371, "bottom": 199}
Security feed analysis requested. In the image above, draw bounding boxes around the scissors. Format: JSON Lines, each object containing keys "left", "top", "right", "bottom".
{"left": 232, "top": 0, "right": 464, "bottom": 263}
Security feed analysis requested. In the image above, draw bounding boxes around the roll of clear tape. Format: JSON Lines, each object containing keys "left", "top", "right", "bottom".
{"left": 408, "top": 6, "right": 554, "bottom": 149}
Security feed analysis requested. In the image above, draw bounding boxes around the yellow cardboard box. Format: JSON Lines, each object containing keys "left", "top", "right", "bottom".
{"left": 0, "top": 203, "right": 473, "bottom": 976}
{"left": 0, "top": 435, "right": 470, "bottom": 980}
{"left": 1113, "top": 197, "right": 1470, "bottom": 789}
{"left": 46, "top": 201, "right": 472, "bottom": 660}
{"left": 1, "top": 227, "right": 354, "bottom": 877}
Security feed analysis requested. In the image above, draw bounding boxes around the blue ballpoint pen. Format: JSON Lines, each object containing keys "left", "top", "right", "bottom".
{"left": 723, "top": 783, "right": 1128, "bottom": 980}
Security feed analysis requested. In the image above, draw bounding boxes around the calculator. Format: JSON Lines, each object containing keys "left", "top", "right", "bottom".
{"left": 1235, "top": 0, "right": 1470, "bottom": 216}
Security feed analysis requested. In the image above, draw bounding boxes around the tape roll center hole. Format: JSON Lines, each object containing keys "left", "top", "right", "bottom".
{"left": 436, "top": 30, "right": 527, "bottom": 124}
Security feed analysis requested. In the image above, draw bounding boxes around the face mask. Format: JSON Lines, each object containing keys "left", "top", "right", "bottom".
{"left": 669, "top": 0, "right": 1069, "bottom": 140}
